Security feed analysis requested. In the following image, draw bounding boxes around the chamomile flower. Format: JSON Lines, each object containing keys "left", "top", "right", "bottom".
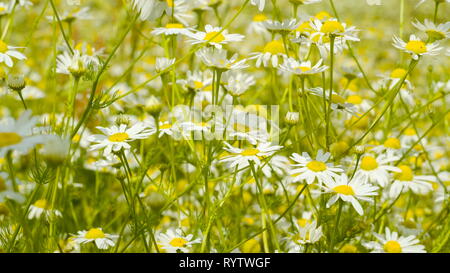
{"left": 310, "top": 18, "right": 360, "bottom": 42}
{"left": 157, "top": 228, "right": 201, "bottom": 253}
{"left": 196, "top": 47, "right": 249, "bottom": 71}
{"left": 73, "top": 228, "right": 118, "bottom": 250}
{"left": 158, "top": 121, "right": 179, "bottom": 138}
{"left": 392, "top": 34, "right": 442, "bottom": 60}
{"left": 289, "top": 150, "right": 343, "bottom": 185}
{"left": 0, "top": 40, "right": 26, "bottom": 67}
{"left": 131, "top": 0, "right": 166, "bottom": 21}
{"left": 28, "top": 199, "right": 62, "bottom": 220}
{"left": 412, "top": 19, "right": 450, "bottom": 42}
{"left": 290, "top": 220, "right": 323, "bottom": 245}
{"left": 322, "top": 174, "right": 378, "bottom": 215}
{"left": 88, "top": 123, "right": 155, "bottom": 156}
{"left": 188, "top": 25, "right": 244, "bottom": 49}
{"left": 279, "top": 58, "right": 328, "bottom": 76}
{"left": 222, "top": 71, "right": 255, "bottom": 97}
{"left": 249, "top": 40, "right": 287, "bottom": 68}
{"left": 0, "top": 111, "right": 49, "bottom": 157}
{"left": 354, "top": 153, "right": 401, "bottom": 187}
{"left": 263, "top": 19, "right": 299, "bottom": 34}
{"left": 364, "top": 227, "right": 426, "bottom": 253}
{"left": 56, "top": 50, "right": 95, "bottom": 77}
{"left": 221, "top": 142, "right": 283, "bottom": 170}
{"left": 389, "top": 165, "right": 435, "bottom": 198}
{"left": 151, "top": 23, "right": 193, "bottom": 36}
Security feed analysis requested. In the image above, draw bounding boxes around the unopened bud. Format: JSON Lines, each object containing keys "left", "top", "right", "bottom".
{"left": 285, "top": 112, "right": 300, "bottom": 125}
{"left": 7, "top": 74, "right": 26, "bottom": 92}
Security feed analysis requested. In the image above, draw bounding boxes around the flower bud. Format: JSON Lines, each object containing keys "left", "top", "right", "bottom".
{"left": 7, "top": 74, "right": 26, "bottom": 92}
{"left": 285, "top": 111, "right": 300, "bottom": 125}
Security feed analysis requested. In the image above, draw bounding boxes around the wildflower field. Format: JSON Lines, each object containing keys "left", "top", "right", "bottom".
{"left": 0, "top": 0, "right": 449, "bottom": 254}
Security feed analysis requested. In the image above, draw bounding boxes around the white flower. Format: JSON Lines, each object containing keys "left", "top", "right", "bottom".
{"left": 389, "top": 165, "right": 435, "bottom": 198}
{"left": 263, "top": 19, "right": 299, "bottom": 33}
{"left": 73, "top": 228, "right": 118, "bottom": 250}
{"left": 28, "top": 199, "right": 62, "bottom": 220}
{"left": 289, "top": 150, "right": 343, "bottom": 185}
{"left": 155, "top": 57, "right": 176, "bottom": 73}
{"left": 364, "top": 227, "right": 426, "bottom": 253}
{"left": 131, "top": 0, "right": 166, "bottom": 21}
{"left": 310, "top": 18, "right": 360, "bottom": 43}
{"left": 412, "top": 19, "right": 450, "bottom": 41}
{"left": 249, "top": 40, "right": 287, "bottom": 68}
{"left": 188, "top": 25, "right": 244, "bottom": 49}
{"left": 151, "top": 23, "right": 194, "bottom": 36}
{"left": 279, "top": 58, "right": 328, "bottom": 75}
{"left": 158, "top": 121, "right": 178, "bottom": 138}
{"left": 196, "top": 47, "right": 249, "bottom": 71}
{"left": 291, "top": 220, "right": 323, "bottom": 245}
{"left": 88, "top": 123, "right": 155, "bottom": 156}
{"left": 221, "top": 142, "right": 283, "bottom": 170}
{"left": 393, "top": 34, "right": 442, "bottom": 60}
{"left": 354, "top": 153, "right": 401, "bottom": 187}
{"left": 157, "top": 228, "right": 201, "bottom": 253}
{"left": 322, "top": 173, "right": 378, "bottom": 215}
{"left": 0, "top": 111, "right": 49, "bottom": 157}
{"left": 0, "top": 40, "right": 26, "bottom": 67}
{"left": 222, "top": 71, "right": 255, "bottom": 97}
{"left": 56, "top": 50, "right": 96, "bottom": 76}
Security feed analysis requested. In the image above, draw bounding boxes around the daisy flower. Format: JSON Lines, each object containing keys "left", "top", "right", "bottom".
{"left": 131, "top": 0, "right": 166, "bottom": 21}
{"left": 56, "top": 50, "right": 95, "bottom": 77}
{"left": 263, "top": 19, "right": 299, "bottom": 34}
{"left": 353, "top": 153, "right": 401, "bottom": 187}
{"left": 279, "top": 58, "right": 328, "bottom": 76}
{"left": 28, "top": 199, "right": 62, "bottom": 220}
{"left": 196, "top": 47, "right": 249, "bottom": 71}
{"left": 289, "top": 150, "right": 344, "bottom": 185}
{"left": 310, "top": 18, "right": 360, "bottom": 42}
{"left": 0, "top": 111, "right": 49, "bottom": 157}
{"left": 389, "top": 165, "right": 435, "bottom": 198}
{"left": 364, "top": 227, "right": 426, "bottom": 253}
{"left": 177, "top": 70, "right": 213, "bottom": 92}
{"left": 73, "top": 228, "right": 118, "bottom": 250}
{"left": 188, "top": 25, "right": 244, "bottom": 49}
{"left": 157, "top": 228, "right": 201, "bottom": 253}
{"left": 412, "top": 19, "right": 450, "bottom": 42}
{"left": 290, "top": 220, "right": 323, "bottom": 245}
{"left": 249, "top": 40, "right": 287, "bottom": 68}
{"left": 88, "top": 122, "right": 155, "bottom": 156}
{"left": 151, "top": 23, "right": 194, "bottom": 36}
{"left": 222, "top": 71, "right": 255, "bottom": 97}
{"left": 158, "top": 121, "right": 178, "bottom": 138}
{"left": 221, "top": 142, "right": 283, "bottom": 170}
{"left": 392, "top": 34, "right": 442, "bottom": 60}
{"left": 0, "top": 40, "right": 26, "bottom": 67}
{"left": 322, "top": 173, "right": 378, "bottom": 215}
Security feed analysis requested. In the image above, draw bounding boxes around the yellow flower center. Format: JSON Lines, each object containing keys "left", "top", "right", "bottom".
{"left": 394, "top": 165, "right": 414, "bottom": 181}
{"left": 170, "top": 237, "right": 188, "bottom": 247}
{"left": 360, "top": 156, "right": 379, "bottom": 171}
{"left": 0, "top": 40, "right": 8, "bottom": 53}
{"left": 384, "top": 137, "right": 401, "bottom": 149}
{"left": 333, "top": 185, "right": 355, "bottom": 195}
{"left": 263, "top": 40, "right": 285, "bottom": 55}
{"left": 241, "top": 148, "right": 260, "bottom": 156}
{"left": 306, "top": 161, "right": 327, "bottom": 172}
{"left": 165, "top": 23, "right": 184, "bottom": 29}
{"left": 108, "top": 132, "right": 129, "bottom": 142}
{"left": 204, "top": 31, "right": 225, "bottom": 43}
{"left": 296, "top": 66, "right": 312, "bottom": 72}
{"left": 405, "top": 40, "right": 427, "bottom": 54}
{"left": 391, "top": 68, "right": 407, "bottom": 79}
{"left": 34, "top": 199, "right": 48, "bottom": 209}
{"left": 166, "top": 0, "right": 174, "bottom": 7}
{"left": 160, "top": 123, "right": 172, "bottom": 130}
{"left": 320, "top": 21, "right": 345, "bottom": 34}
{"left": 315, "top": 11, "right": 332, "bottom": 20}
{"left": 297, "top": 218, "right": 311, "bottom": 228}
{"left": 296, "top": 21, "right": 312, "bottom": 33}
{"left": 85, "top": 228, "right": 106, "bottom": 239}
{"left": 0, "top": 132, "right": 23, "bottom": 147}
{"left": 193, "top": 81, "right": 204, "bottom": 89}
{"left": 403, "top": 128, "right": 416, "bottom": 136}
{"left": 253, "top": 14, "right": 267, "bottom": 22}
{"left": 347, "top": 95, "right": 362, "bottom": 105}
{"left": 384, "top": 240, "right": 402, "bottom": 253}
